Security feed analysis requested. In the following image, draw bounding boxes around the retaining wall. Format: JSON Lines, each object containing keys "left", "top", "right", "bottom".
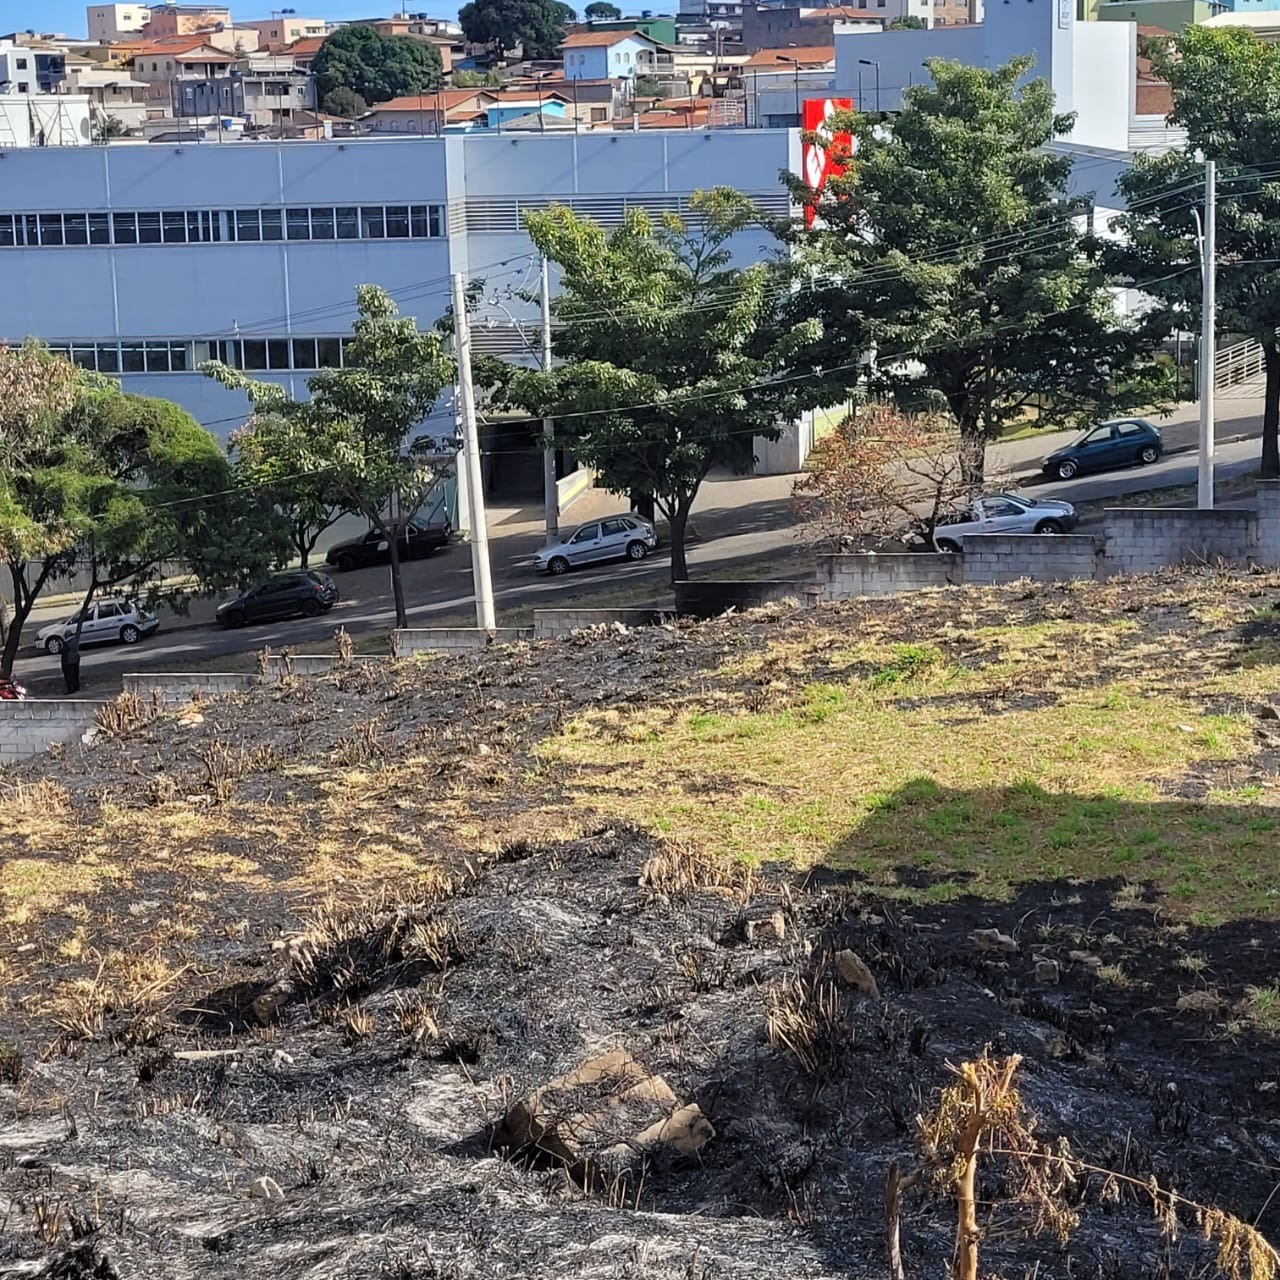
{"left": 122, "top": 672, "right": 256, "bottom": 705}
{"left": 392, "top": 628, "right": 534, "bottom": 657}
{"left": 962, "top": 534, "right": 1104, "bottom": 585}
{"left": 532, "top": 608, "right": 674, "bottom": 639}
{"left": 819, "top": 552, "right": 962, "bottom": 599}
{"left": 0, "top": 700, "right": 108, "bottom": 761}
{"left": 1254, "top": 479, "right": 1280, "bottom": 564}
{"left": 673, "top": 578, "right": 818, "bottom": 619}
{"left": 1103, "top": 507, "right": 1255, "bottom": 576}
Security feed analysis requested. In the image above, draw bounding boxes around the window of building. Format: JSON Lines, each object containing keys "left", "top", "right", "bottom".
{"left": 3, "top": 203, "right": 447, "bottom": 250}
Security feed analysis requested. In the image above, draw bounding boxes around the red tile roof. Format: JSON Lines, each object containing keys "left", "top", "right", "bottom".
{"left": 743, "top": 45, "right": 835, "bottom": 68}
{"left": 561, "top": 29, "right": 657, "bottom": 48}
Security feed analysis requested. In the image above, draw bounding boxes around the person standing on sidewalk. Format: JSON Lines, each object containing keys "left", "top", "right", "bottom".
{"left": 60, "top": 631, "right": 81, "bottom": 695}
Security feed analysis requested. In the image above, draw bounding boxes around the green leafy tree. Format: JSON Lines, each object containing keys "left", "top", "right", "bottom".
{"left": 887, "top": 15, "right": 926, "bottom": 28}
{"left": 585, "top": 1, "right": 623, "bottom": 17}
{"left": 312, "top": 25, "right": 443, "bottom": 107}
{"left": 92, "top": 114, "right": 129, "bottom": 142}
{"left": 1107, "top": 27, "right": 1280, "bottom": 478}
{"left": 0, "top": 344, "right": 277, "bottom": 673}
{"left": 790, "top": 56, "right": 1171, "bottom": 483}
{"left": 494, "top": 190, "right": 816, "bottom": 582}
{"left": 451, "top": 68, "right": 503, "bottom": 87}
{"left": 321, "top": 86, "right": 368, "bottom": 118}
{"left": 633, "top": 74, "right": 663, "bottom": 97}
{"left": 229, "top": 422, "right": 346, "bottom": 568}
{"left": 204, "top": 287, "right": 455, "bottom": 629}
{"left": 459, "top": 0, "right": 575, "bottom": 59}
{"left": 55, "top": 392, "right": 282, "bottom": 655}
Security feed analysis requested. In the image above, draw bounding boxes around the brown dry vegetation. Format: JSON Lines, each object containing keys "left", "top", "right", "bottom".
{"left": 1, "top": 569, "right": 1280, "bottom": 1277}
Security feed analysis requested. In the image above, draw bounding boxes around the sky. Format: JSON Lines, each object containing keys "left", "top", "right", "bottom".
{"left": 12, "top": 2, "right": 469, "bottom": 40}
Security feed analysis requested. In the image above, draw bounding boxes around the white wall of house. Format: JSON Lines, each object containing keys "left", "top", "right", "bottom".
{"left": 86, "top": 4, "right": 149, "bottom": 41}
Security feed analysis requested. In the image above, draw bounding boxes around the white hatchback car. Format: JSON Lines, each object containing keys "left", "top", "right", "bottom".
{"left": 534, "top": 515, "right": 660, "bottom": 575}
{"left": 37, "top": 598, "right": 160, "bottom": 654}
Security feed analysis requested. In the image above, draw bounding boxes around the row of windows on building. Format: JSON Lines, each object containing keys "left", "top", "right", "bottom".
{"left": 0, "top": 204, "right": 446, "bottom": 249}
{"left": 44, "top": 336, "right": 357, "bottom": 375}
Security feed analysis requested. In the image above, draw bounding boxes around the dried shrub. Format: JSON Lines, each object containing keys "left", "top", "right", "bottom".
{"left": 95, "top": 689, "right": 163, "bottom": 737}
{"left": 334, "top": 626, "right": 354, "bottom": 664}
{"left": 765, "top": 973, "right": 850, "bottom": 1075}
{"left": 0, "top": 779, "right": 69, "bottom": 816}
{"left": 638, "top": 841, "right": 753, "bottom": 899}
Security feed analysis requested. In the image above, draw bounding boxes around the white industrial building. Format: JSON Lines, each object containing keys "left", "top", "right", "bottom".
{"left": 0, "top": 130, "right": 804, "bottom": 482}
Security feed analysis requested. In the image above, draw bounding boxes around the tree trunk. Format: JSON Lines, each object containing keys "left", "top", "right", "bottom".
{"left": 667, "top": 501, "right": 691, "bottom": 583}
{"left": 630, "top": 491, "right": 656, "bottom": 522}
{"left": 1263, "top": 343, "right": 1280, "bottom": 480}
{"left": 0, "top": 562, "right": 51, "bottom": 679}
{"left": 957, "top": 419, "right": 985, "bottom": 491}
{"left": 386, "top": 525, "right": 408, "bottom": 629}
{"left": 952, "top": 1101, "right": 984, "bottom": 1280}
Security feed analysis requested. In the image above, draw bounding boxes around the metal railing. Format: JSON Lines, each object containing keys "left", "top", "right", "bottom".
{"left": 1215, "top": 337, "right": 1265, "bottom": 390}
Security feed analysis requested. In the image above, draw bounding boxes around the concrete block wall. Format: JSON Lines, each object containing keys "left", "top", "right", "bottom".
{"left": 532, "top": 608, "right": 674, "bottom": 639}
{"left": 1103, "top": 507, "right": 1255, "bottom": 576}
{"left": 1256, "top": 480, "right": 1280, "bottom": 565}
{"left": 673, "top": 578, "right": 819, "bottom": 619}
{"left": 819, "top": 553, "right": 962, "bottom": 599}
{"left": 962, "top": 534, "right": 1103, "bottom": 586}
{"left": 0, "top": 700, "right": 108, "bottom": 760}
{"left": 392, "top": 627, "right": 534, "bottom": 658}
{"left": 122, "top": 672, "right": 257, "bottom": 705}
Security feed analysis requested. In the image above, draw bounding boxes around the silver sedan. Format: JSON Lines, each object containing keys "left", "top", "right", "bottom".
{"left": 534, "top": 515, "right": 660, "bottom": 575}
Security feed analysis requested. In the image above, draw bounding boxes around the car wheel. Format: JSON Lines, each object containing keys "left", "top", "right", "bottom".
{"left": 302, "top": 598, "right": 323, "bottom": 617}
{"left": 224, "top": 609, "right": 247, "bottom": 629}
{"left": 626, "top": 540, "right": 649, "bottom": 562}
{"left": 1139, "top": 445, "right": 1160, "bottom": 465}
{"left": 1055, "top": 459, "right": 1079, "bottom": 480}
{"left": 1034, "top": 519, "right": 1065, "bottom": 535}
{"left": 935, "top": 538, "right": 962, "bottom": 554}
{"left": 120, "top": 624, "right": 141, "bottom": 644}
{"left": 336, "top": 553, "right": 356, "bottom": 573}
{"left": 44, "top": 636, "right": 65, "bottom": 655}
{"left": 548, "top": 556, "right": 570, "bottom": 576}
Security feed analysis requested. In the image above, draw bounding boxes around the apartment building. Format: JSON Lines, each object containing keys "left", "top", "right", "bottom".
{"left": 87, "top": 3, "right": 150, "bottom": 41}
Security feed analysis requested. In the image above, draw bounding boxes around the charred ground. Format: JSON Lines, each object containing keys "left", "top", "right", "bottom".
{"left": 2, "top": 571, "right": 1280, "bottom": 1278}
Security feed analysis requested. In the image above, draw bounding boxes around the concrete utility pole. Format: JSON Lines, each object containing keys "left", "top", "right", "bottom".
{"left": 451, "top": 272, "right": 496, "bottom": 631}
{"left": 540, "top": 254, "right": 558, "bottom": 545}
{"left": 1198, "top": 158, "right": 1217, "bottom": 510}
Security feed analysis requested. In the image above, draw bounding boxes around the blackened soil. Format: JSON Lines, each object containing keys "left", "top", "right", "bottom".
{"left": 3, "top": 827, "right": 1280, "bottom": 1279}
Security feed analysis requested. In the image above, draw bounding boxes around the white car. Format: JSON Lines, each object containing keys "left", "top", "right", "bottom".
{"left": 534, "top": 515, "right": 660, "bottom": 575}
{"left": 36, "top": 598, "right": 160, "bottom": 654}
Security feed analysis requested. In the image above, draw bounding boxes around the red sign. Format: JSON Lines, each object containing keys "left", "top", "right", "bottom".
{"left": 801, "top": 97, "right": 853, "bottom": 227}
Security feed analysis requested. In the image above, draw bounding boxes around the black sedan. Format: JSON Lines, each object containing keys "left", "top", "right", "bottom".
{"left": 216, "top": 571, "right": 339, "bottom": 628}
{"left": 324, "top": 519, "right": 451, "bottom": 573}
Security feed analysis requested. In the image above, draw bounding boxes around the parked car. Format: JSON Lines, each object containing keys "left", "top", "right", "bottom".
{"left": 37, "top": 598, "right": 159, "bottom": 655}
{"left": 324, "top": 519, "right": 451, "bottom": 573}
{"left": 1042, "top": 419, "right": 1163, "bottom": 481}
{"left": 215, "top": 571, "right": 339, "bottom": 628}
{"left": 533, "top": 515, "right": 660, "bottom": 575}
{"left": 907, "top": 493, "right": 1079, "bottom": 553}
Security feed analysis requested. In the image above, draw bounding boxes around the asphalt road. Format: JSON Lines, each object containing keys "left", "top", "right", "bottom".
{"left": 14, "top": 421, "right": 1266, "bottom": 695}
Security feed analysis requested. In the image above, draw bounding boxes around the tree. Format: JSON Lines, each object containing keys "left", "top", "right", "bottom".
{"left": 792, "top": 404, "right": 981, "bottom": 549}
{"left": 1107, "top": 27, "right": 1280, "bottom": 478}
{"left": 204, "top": 287, "right": 454, "bottom": 629}
{"left": 91, "top": 114, "right": 129, "bottom": 143}
{"left": 458, "top": 0, "right": 576, "bottom": 59}
{"left": 0, "top": 344, "right": 276, "bottom": 675}
{"left": 311, "top": 25, "right": 442, "bottom": 108}
{"left": 321, "top": 86, "right": 367, "bottom": 119}
{"left": 451, "top": 68, "right": 503, "bottom": 87}
{"left": 790, "top": 57, "right": 1171, "bottom": 484}
{"left": 585, "top": 1, "right": 622, "bottom": 17}
{"left": 887, "top": 15, "right": 926, "bottom": 27}
{"left": 56, "top": 392, "right": 282, "bottom": 657}
{"left": 493, "top": 190, "right": 817, "bottom": 582}
{"left": 633, "top": 74, "right": 664, "bottom": 98}
{"left": 229, "top": 422, "right": 345, "bottom": 568}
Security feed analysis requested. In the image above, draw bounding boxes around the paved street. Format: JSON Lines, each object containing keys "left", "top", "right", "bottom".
{"left": 13, "top": 394, "right": 1269, "bottom": 695}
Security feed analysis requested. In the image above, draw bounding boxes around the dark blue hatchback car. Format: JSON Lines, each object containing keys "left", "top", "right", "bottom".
{"left": 1042, "top": 419, "right": 1163, "bottom": 481}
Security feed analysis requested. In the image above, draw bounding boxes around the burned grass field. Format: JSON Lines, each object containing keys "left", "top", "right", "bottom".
{"left": 3, "top": 570, "right": 1280, "bottom": 1278}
